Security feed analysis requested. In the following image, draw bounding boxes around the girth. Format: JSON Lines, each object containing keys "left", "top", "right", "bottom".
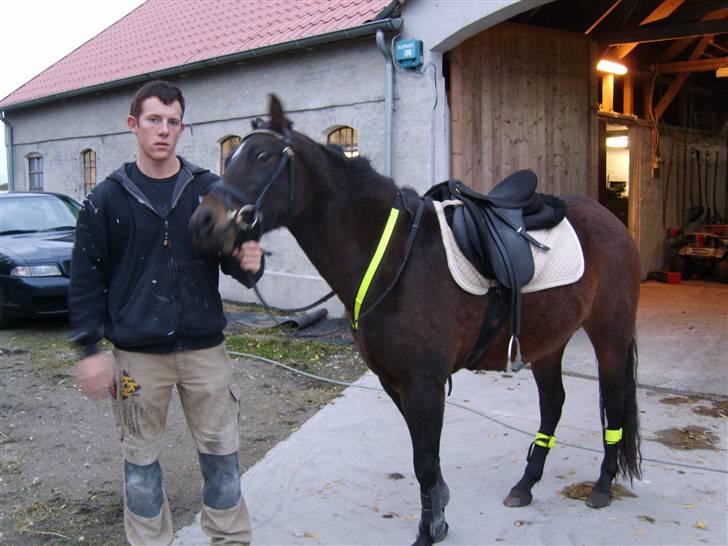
{"left": 425, "top": 169, "right": 566, "bottom": 371}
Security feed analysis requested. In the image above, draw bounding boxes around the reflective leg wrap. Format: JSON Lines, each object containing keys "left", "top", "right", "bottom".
{"left": 124, "top": 460, "right": 164, "bottom": 518}
{"left": 199, "top": 452, "right": 241, "bottom": 510}
{"left": 605, "top": 427, "right": 623, "bottom": 445}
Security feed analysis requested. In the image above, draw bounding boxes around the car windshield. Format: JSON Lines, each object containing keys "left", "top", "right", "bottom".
{"left": 0, "top": 195, "right": 80, "bottom": 235}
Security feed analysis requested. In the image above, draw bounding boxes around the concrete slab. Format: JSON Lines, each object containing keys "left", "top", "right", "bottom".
{"left": 563, "top": 280, "right": 728, "bottom": 398}
{"left": 175, "top": 280, "right": 727, "bottom": 545}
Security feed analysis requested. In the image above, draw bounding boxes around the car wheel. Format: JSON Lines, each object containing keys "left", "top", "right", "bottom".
{"left": 718, "top": 259, "right": 728, "bottom": 284}
{"left": 672, "top": 255, "right": 692, "bottom": 280}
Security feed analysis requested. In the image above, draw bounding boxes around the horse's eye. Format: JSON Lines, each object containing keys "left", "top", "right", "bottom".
{"left": 257, "top": 151, "right": 271, "bottom": 161}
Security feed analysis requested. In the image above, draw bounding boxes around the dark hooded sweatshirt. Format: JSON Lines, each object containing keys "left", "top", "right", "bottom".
{"left": 69, "top": 157, "right": 261, "bottom": 356}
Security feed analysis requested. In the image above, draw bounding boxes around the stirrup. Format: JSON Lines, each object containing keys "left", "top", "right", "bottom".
{"left": 507, "top": 335, "right": 525, "bottom": 373}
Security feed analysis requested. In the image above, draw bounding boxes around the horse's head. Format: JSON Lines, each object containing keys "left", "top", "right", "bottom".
{"left": 190, "top": 95, "right": 298, "bottom": 253}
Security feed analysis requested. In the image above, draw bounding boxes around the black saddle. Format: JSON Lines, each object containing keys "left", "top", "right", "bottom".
{"left": 425, "top": 169, "right": 566, "bottom": 370}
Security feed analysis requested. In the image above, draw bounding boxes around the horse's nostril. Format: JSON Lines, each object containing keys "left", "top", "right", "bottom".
{"left": 200, "top": 210, "right": 214, "bottom": 227}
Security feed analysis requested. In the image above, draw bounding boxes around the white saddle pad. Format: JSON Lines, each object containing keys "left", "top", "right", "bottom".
{"left": 433, "top": 200, "right": 584, "bottom": 295}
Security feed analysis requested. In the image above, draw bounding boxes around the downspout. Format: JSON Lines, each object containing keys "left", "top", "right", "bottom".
{"left": 376, "top": 29, "right": 394, "bottom": 177}
{"left": 0, "top": 112, "right": 13, "bottom": 191}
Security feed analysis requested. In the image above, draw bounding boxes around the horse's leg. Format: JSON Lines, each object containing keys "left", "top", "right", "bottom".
{"left": 399, "top": 380, "right": 450, "bottom": 546}
{"left": 504, "top": 344, "right": 567, "bottom": 507}
{"left": 379, "top": 378, "right": 403, "bottom": 415}
{"left": 586, "top": 336, "right": 640, "bottom": 508}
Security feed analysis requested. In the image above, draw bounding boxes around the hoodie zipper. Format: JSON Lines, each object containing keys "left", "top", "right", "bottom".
{"left": 118, "top": 166, "right": 197, "bottom": 348}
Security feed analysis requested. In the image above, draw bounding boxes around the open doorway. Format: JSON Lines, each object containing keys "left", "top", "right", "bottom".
{"left": 598, "top": 121, "right": 630, "bottom": 227}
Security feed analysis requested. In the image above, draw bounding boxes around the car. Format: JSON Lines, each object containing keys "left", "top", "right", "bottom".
{"left": 0, "top": 192, "right": 81, "bottom": 327}
{"left": 671, "top": 226, "right": 728, "bottom": 284}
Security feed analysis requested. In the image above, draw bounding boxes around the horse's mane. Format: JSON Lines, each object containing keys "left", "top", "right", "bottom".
{"left": 316, "top": 139, "right": 421, "bottom": 203}
{"left": 319, "top": 142, "right": 384, "bottom": 182}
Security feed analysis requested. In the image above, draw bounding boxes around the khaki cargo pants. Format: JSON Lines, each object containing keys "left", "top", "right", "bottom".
{"left": 112, "top": 342, "right": 251, "bottom": 545}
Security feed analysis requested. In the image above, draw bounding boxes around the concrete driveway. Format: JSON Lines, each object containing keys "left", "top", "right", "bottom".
{"left": 175, "top": 280, "right": 727, "bottom": 545}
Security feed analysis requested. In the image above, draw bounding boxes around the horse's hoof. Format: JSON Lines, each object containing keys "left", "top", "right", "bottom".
{"left": 503, "top": 489, "right": 533, "bottom": 507}
{"left": 586, "top": 490, "right": 611, "bottom": 509}
{"left": 411, "top": 527, "right": 434, "bottom": 546}
{"left": 430, "top": 520, "right": 449, "bottom": 543}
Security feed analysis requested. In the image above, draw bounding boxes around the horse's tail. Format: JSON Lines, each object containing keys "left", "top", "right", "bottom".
{"left": 618, "top": 337, "right": 642, "bottom": 482}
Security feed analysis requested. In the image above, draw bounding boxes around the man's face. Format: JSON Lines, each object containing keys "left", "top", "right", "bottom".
{"left": 127, "top": 97, "right": 184, "bottom": 162}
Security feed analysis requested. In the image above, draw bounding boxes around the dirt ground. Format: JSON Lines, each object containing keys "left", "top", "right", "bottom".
{"left": 0, "top": 305, "right": 366, "bottom": 546}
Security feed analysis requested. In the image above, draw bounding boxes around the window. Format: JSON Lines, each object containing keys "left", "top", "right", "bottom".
{"left": 220, "top": 135, "right": 241, "bottom": 174}
{"left": 28, "top": 155, "right": 43, "bottom": 191}
{"left": 82, "top": 149, "right": 97, "bottom": 194}
{"left": 327, "top": 126, "right": 359, "bottom": 158}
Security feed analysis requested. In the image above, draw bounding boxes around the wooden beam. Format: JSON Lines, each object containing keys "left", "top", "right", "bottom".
{"left": 585, "top": 0, "right": 623, "bottom": 35}
{"left": 711, "top": 41, "right": 728, "bottom": 55}
{"left": 717, "top": 66, "right": 728, "bottom": 77}
{"left": 667, "top": 1, "right": 728, "bottom": 23}
{"left": 656, "top": 7, "right": 728, "bottom": 62}
{"left": 613, "top": 0, "right": 685, "bottom": 58}
{"left": 654, "top": 35, "right": 713, "bottom": 120}
{"left": 598, "top": 19, "right": 728, "bottom": 47}
{"left": 655, "top": 56, "right": 728, "bottom": 73}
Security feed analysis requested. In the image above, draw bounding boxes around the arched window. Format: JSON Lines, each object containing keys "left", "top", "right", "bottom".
{"left": 327, "top": 126, "right": 359, "bottom": 158}
{"left": 220, "top": 135, "right": 241, "bottom": 174}
{"left": 82, "top": 149, "right": 97, "bottom": 194}
{"left": 27, "top": 154, "right": 43, "bottom": 191}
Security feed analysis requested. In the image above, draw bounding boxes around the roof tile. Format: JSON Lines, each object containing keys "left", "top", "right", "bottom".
{"left": 1, "top": 0, "right": 392, "bottom": 108}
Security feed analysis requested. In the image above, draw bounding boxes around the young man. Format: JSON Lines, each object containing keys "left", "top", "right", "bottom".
{"left": 70, "top": 80, "right": 260, "bottom": 545}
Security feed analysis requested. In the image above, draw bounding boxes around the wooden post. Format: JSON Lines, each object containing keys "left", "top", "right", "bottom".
{"left": 624, "top": 74, "right": 634, "bottom": 115}
{"left": 601, "top": 74, "right": 614, "bottom": 112}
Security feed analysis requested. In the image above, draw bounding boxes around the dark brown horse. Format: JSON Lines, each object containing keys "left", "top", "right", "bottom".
{"left": 190, "top": 96, "right": 642, "bottom": 546}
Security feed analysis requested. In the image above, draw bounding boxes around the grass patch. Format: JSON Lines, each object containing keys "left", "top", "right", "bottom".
{"left": 226, "top": 330, "right": 368, "bottom": 386}
{"left": 226, "top": 334, "right": 346, "bottom": 367}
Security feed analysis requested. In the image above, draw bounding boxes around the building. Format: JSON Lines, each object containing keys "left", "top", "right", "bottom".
{"left": 2, "top": 0, "right": 726, "bottom": 315}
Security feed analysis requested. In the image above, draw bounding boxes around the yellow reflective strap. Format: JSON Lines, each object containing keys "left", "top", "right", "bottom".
{"left": 352, "top": 208, "right": 400, "bottom": 330}
{"left": 605, "top": 428, "right": 623, "bottom": 444}
{"left": 534, "top": 432, "right": 556, "bottom": 448}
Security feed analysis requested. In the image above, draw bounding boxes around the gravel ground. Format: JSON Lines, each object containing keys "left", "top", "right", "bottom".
{"left": 0, "top": 305, "right": 366, "bottom": 546}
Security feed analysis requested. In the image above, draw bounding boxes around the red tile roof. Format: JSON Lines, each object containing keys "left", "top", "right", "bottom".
{"left": 0, "top": 0, "right": 395, "bottom": 109}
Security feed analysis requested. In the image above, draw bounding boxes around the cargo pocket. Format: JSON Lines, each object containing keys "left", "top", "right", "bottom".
{"left": 228, "top": 384, "right": 241, "bottom": 424}
{"left": 110, "top": 351, "right": 124, "bottom": 443}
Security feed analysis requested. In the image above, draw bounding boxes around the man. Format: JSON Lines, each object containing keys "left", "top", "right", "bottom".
{"left": 70, "top": 80, "right": 260, "bottom": 545}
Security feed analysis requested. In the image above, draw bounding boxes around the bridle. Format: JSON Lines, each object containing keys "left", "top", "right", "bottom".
{"left": 205, "top": 126, "right": 338, "bottom": 315}
{"left": 206, "top": 128, "right": 296, "bottom": 241}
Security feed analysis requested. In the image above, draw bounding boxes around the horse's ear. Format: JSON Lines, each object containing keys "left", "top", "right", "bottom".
{"left": 269, "top": 94, "right": 291, "bottom": 132}
{"left": 251, "top": 117, "right": 264, "bottom": 129}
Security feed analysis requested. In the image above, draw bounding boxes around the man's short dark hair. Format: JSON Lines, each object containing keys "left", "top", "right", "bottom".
{"left": 130, "top": 80, "right": 185, "bottom": 119}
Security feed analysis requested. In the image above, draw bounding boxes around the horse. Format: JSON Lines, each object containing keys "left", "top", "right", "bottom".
{"left": 190, "top": 96, "right": 642, "bottom": 546}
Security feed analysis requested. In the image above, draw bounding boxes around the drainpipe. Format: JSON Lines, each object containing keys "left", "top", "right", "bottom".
{"left": 0, "top": 112, "right": 13, "bottom": 191}
{"left": 376, "top": 29, "right": 394, "bottom": 177}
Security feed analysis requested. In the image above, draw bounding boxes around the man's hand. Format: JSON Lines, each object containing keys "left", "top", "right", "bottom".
{"left": 76, "top": 352, "right": 115, "bottom": 400}
{"left": 233, "top": 241, "right": 263, "bottom": 274}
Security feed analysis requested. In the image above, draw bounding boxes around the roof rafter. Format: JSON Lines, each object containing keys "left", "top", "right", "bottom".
{"left": 655, "top": 56, "right": 728, "bottom": 73}
{"left": 656, "top": 7, "right": 728, "bottom": 62}
{"left": 654, "top": 35, "right": 714, "bottom": 120}
{"left": 584, "top": 0, "right": 623, "bottom": 35}
{"left": 597, "top": 18, "right": 728, "bottom": 47}
{"left": 612, "top": 0, "right": 684, "bottom": 58}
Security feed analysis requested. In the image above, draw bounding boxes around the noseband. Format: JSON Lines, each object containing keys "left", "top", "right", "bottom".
{"left": 206, "top": 128, "right": 295, "bottom": 239}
